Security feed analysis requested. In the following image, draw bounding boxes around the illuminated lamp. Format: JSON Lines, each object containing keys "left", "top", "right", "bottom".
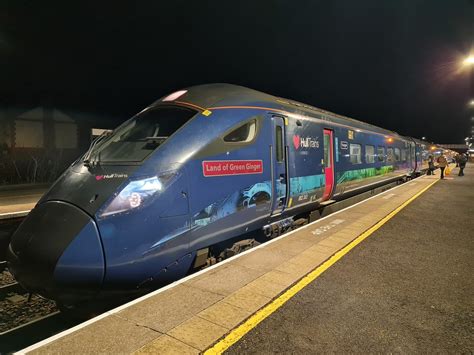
{"left": 163, "top": 90, "right": 187, "bottom": 102}
{"left": 464, "top": 55, "right": 474, "bottom": 66}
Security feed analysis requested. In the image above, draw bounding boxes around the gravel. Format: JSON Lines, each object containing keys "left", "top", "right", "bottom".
{"left": 0, "top": 269, "right": 58, "bottom": 334}
{"left": 0, "top": 269, "right": 16, "bottom": 287}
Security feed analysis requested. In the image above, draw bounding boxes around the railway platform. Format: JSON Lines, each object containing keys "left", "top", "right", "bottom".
{"left": 18, "top": 165, "right": 473, "bottom": 354}
{"left": 0, "top": 184, "right": 48, "bottom": 262}
{"left": 0, "top": 184, "right": 48, "bottom": 219}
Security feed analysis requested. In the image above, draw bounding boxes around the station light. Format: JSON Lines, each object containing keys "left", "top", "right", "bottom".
{"left": 386, "top": 137, "right": 393, "bottom": 143}
{"left": 464, "top": 55, "right": 474, "bottom": 66}
{"left": 430, "top": 146, "right": 436, "bottom": 150}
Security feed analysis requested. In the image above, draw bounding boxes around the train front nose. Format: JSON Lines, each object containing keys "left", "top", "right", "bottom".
{"left": 7, "top": 201, "right": 105, "bottom": 304}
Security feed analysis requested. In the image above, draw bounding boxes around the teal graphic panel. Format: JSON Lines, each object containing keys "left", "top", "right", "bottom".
{"left": 290, "top": 174, "right": 325, "bottom": 196}
{"left": 336, "top": 165, "right": 394, "bottom": 184}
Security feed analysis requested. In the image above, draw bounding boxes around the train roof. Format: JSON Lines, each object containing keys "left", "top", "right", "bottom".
{"left": 153, "top": 83, "right": 403, "bottom": 138}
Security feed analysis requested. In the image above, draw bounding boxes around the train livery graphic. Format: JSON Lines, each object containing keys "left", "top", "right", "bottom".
{"left": 7, "top": 84, "right": 441, "bottom": 309}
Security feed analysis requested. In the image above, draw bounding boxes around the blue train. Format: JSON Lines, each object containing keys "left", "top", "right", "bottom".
{"left": 7, "top": 84, "right": 442, "bottom": 309}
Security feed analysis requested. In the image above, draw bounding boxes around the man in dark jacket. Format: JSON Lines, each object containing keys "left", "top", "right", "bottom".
{"left": 458, "top": 153, "right": 468, "bottom": 176}
{"left": 428, "top": 155, "right": 435, "bottom": 175}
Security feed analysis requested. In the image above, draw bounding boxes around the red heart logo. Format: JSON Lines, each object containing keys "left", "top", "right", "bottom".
{"left": 95, "top": 175, "right": 104, "bottom": 181}
{"left": 293, "top": 135, "right": 300, "bottom": 150}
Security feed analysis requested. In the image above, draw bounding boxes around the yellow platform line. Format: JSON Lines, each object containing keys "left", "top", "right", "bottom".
{"left": 204, "top": 179, "right": 438, "bottom": 355}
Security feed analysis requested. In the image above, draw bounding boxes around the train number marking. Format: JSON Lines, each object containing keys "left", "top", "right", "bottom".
{"left": 311, "top": 219, "right": 345, "bottom": 235}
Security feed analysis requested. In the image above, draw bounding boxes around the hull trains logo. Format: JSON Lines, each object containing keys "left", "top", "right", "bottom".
{"left": 95, "top": 173, "right": 128, "bottom": 181}
{"left": 293, "top": 135, "right": 319, "bottom": 150}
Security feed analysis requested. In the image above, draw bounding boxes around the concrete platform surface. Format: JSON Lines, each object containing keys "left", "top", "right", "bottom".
{"left": 20, "top": 168, "right": 457, "bottom": 354}
{"left": 0, "top": 185, "right": 47, "bottom": 218}
{"left": 227, "top": 165, "right": 474, "bottom": 354}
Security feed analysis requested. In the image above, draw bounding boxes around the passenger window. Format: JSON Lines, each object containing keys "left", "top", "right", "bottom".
{"left": 324, "top": 134, "right": 331, "bottom": 167}
{"left": 276, "top": 126, "right": 284, "bottom": 162}
{"left": 387, "top": 148, "right": 394, "bottom": 162}
{"left": 365, "top": 145, "right": 375, "bottom": 163}
{"left": 394, "top": 148, "right": 401, "bottom": 161}
{"left": 377, "top": 146, "right": 385, "bottom": 162}
{"left": 224, "top": 120, "right": 256, "bottom": 143}
{"left": 350, "top": 144, "right": 362, "bottom": 164}
{"left": 401, "top": 148, "right": 407, "bottom": 161}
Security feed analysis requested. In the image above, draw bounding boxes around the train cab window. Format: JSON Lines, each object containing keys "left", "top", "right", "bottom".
{"left": 85, "top": 106, "right": 197, "bottom": 163}
{"left": 365, "top": 145, "right": 375, "bottom": 163}
{"left": 394, "top": 148, "right": 401, "bottom": 161}
{"left": 275, "top": 126, "right": 284, "bottom": 162}
{"left": 387, "top": 148, "right": 394, "bottom": 162}
{"left": 377, "top": 146, "right": 385, "bottom": 162}
{"left": 224, "top": 120, "right": 257, "bottom": 143}
{"left": 349, "top": 144, "right": 362, "bottom": 164}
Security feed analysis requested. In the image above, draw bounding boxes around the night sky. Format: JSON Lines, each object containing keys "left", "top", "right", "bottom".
{"left": 1, "top": 0, "right": 473, "bottom": 143}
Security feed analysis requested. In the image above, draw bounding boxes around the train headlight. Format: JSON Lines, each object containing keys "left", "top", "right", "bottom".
{"left": 99, "top": 172, "right": 177, "bottom": 218}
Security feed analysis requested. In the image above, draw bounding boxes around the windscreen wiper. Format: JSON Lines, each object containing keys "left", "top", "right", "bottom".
{"left": 142, "top": 136, "right": 167, "bottom": 149}
{"left": 84, "top": 131, "right": 111, "bottom": 167}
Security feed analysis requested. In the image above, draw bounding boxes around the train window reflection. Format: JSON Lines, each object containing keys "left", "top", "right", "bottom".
{"left": 394, "top": 148, "right": 401, "bottom": 161}
{"left": 350, "top": 144, "right": 362, "bottom": 164}
{"left": 377, "top": 146, "right": 385, "bottom": 162}
{"left": 324, "top": 134, "right": 331, "bottom": 167}
{"left": 387, "top": 148, "right": 394, "bottom": 162}
{"left": 85, "top": 106, "right": 197, "bottom": 163}
{"left": 365, "top": 145, "right": 375, "bottom": 163}
{"left": 275, "top": 126, "right": 284, "bottom": 162}
{"left": 401, "top": 148, "right": 407, "bottom": 161}
{"left": 224, "top": 120, "right": 256, "bottom": 143}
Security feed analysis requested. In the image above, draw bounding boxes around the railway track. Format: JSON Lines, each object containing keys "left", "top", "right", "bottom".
{"left": 0, "top": 281, "right": 23, "bottom": 298}
{"left": 0, "top": 214, "right": 25, "bottom": 265}
{"left": 0, "top": 284, "right": 81, "bottom": 353}
{"left": 0, "top": 266, "right": 85, "bottom": 353}
{"left": 0, "top": 268, "right": 68, "bottom": 353}
{"left": 0, "top": 311, "right": 81, "bottom": 354}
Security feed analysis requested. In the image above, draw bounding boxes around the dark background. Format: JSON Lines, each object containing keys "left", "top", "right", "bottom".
{"left": 1, "top": 0, "right": 474, "bottom": 143}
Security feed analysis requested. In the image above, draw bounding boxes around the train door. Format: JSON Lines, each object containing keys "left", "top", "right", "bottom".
{"left": 322, "top": 129, "right": 335, "bottom": 201}
{"left": 271, "top": 116, "right": 288, "bottom": 215}
{"left": 409, "top": 141, "right": 417, "bottom": 173}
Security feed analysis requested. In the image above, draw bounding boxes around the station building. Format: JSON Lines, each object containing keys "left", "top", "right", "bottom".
{"left": 0, "top": 107, "right": 113, "bottom": 185}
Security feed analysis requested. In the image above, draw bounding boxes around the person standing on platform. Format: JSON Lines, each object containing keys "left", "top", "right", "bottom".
{"left": 437, "top": 153, "right": 448, "bottom": 179}
{"left": 458, "top": 153, "right": 468, "bottom": 176}
{"left": 428, "top": 155, "right": 435, "bottom": 175}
